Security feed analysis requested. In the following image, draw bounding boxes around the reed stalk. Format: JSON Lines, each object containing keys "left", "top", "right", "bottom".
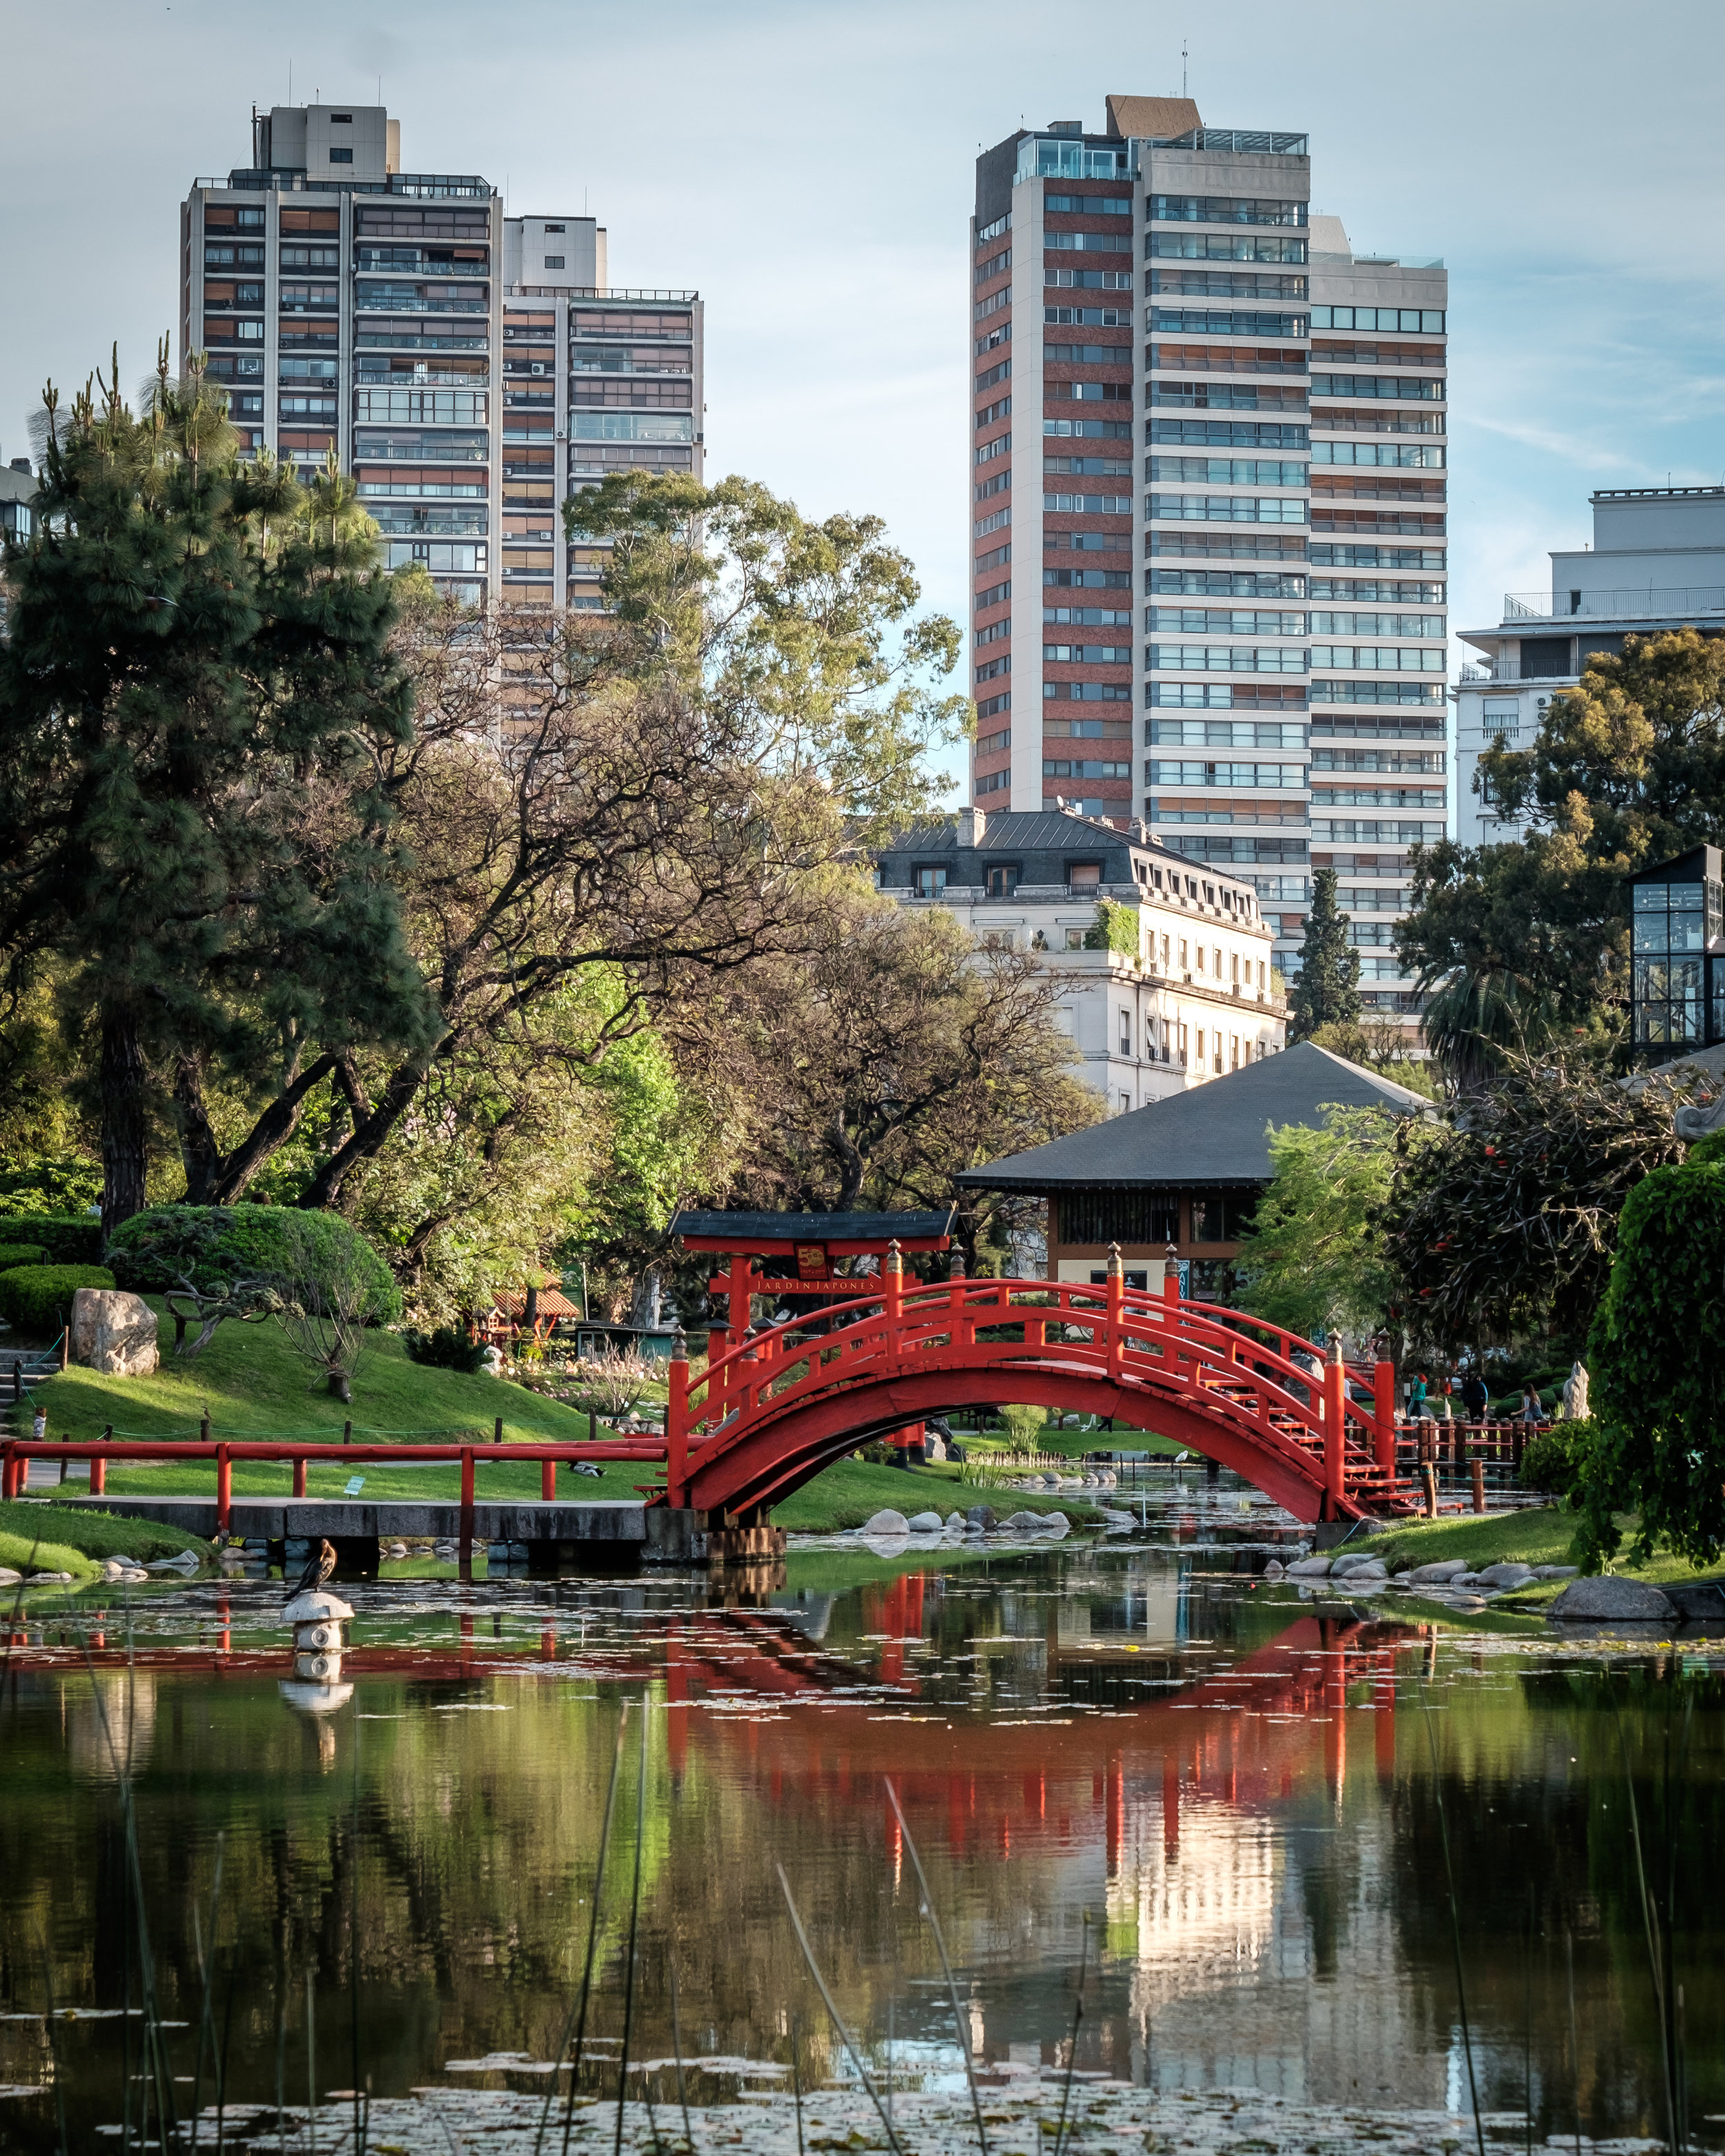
{"left": 1418, "top": 1682, "right": 1485, "bottom": 2156}
{"left": 775, "top": 1861, "right": 905, "bottom": 2156}
{"left": 614, "top": 1705, "right": 650, "bottom": 2156}
{"left": 540, "top": 1700, "right": 629, "bottom": 2156}
{"left": 885, "top": 1779, "right": 988, "bottom": 2156}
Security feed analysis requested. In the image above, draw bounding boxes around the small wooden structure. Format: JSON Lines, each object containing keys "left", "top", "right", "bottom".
{"left": 482, "top": 1284, "right": 582, "bottom": 1349}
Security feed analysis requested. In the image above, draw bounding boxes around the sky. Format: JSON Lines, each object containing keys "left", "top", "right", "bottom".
{"left": 4, "top": 0, "right": 1725, "bottom": 751}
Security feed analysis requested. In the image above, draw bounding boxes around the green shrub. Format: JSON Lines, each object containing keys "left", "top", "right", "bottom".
{"left": 106, "top": 1205, "right": 400, "bottom": 1364}
{"left": 0, "top": 1243, "right": 48, "bottom": 1271}
{"left": 999, "top": 1402, "right": 1049, "bottom": 1448}
{"left": 0, "top": 1264, "right": 116, "bottom": 1333}
{"left": 1083, "top": 898, "right": 1140, "bottom": 955}
{"left": 1518, "top": 1419, "right": 1594, "bottom": 1500}
{"left": 404, "top": 1325, "right": 488, "bottom": 1373}
{"left": 0, "top": 1213, "right": 103, "bottom": 1265}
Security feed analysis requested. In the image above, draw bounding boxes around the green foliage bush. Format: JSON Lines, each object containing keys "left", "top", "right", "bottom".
{"left": 0, "top": 1243, "right": 48, "bottom": 1271}
{"left": 999, "top": 1403, "right": 1049, "bottom": 1448}
{"left": 0, "top": 1265, "right": 116, "bottom": 1332}
{"left": 1082, "top": 899, "right": 1140, "bottom": 956}
{"left": 1518, "top": 1419, "right": 1594, "bottom": 1501}
{"left": 1584, "top": 1159, "right": 1725, "bottom": 1567}
{"left": 0, "top": 1214, "right": 103, "bottom": 1265}
{"left": 108, "top": 1206, "right": 400, "bottom": 1317}
{"left": 403, "top": 1325, "right": 488, "bottom": 1374}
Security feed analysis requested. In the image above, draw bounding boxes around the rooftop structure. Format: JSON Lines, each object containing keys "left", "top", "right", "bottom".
{"left": 958, "top": 1039, "right": 1426, "bottom": 1294}
{"left": 873, "top": 807, "right": 1286, "bottom": 1114}
{"left": 1457, "top": 486, "right": 1725, "bottom": 847}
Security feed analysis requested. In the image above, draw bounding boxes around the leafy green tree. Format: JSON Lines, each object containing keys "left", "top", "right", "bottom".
{"left": 0, "top": 353, "right": 434, "bottom": 1234}
{"left": 1287, "top": 869, "right": 1360, "bottom": 1039}
{"left": 1381, "top": 1051, "right": 1688, "bottom": 1352}
{"left": 168, "top": 474, "right": 967, "bottom": 1234}
{"left": 1398, "top": 631, "right": 1725, "bottom": 1065}
{"left": 1581, "top": 1159, "right": 1725, "bottom": 1568}
{"left": 1232, "top": 1107, "right": 1410, "bottom": 1342}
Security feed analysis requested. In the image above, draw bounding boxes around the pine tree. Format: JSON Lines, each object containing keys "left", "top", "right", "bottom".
{"left": 0, "top": 348, "right": 435, "bottom": 1232}
{"left": 1288, "top": 867, "right": 1361, "bottom": 1040}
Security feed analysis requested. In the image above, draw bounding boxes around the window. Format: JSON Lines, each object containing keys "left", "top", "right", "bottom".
{"left": 1043, "top": 306, "right": 1132, "bottom": 328}
{"left": 1067, "top": 862, "right": 1103, "bottom": 889}
{"left": 985, "top": 864, "right": 1020, "bottom": 896}
{"left": 1310, "top": 373, "right": 1444, "bottom": 402}
{"left": 976, "top": 769, "right": 1010, "bottom": 795}
{"left": 1045, "top": 268, "right": 1133, "bottom": 290}
{"left": 1310, "top": 679, "right": 1447, "bottom": 705}
{"left": 978, "top": 212, "right": 1012, "bottom": 242}
{"left": 331, "top": 112, "right": 352, "bottom": 122}
{"left": 544, "top": 223, "right": 566, "bottom": 233}
{"left": 1310, "top": 611, "right": 1446, "bottom": 637}
{"left": 1149, "top": 718, "right": 1308, "bottom": 749}
{"left": 1118, "top": 1011, "right": 1132, "bottom": 1053}
{"left": 1312, "top": 441, "right": 1444, "bottom": 470}
{"left": 1148, "top": 456, "right": 1308, "bottom": 486}
{"left": 1311, "top": 306, "right": 1446, "bottom": 333}
{"left": 1043, "top": 644, "right": 1132, "bottom": 662}
{"left": 1151, "top": 195, "right": 1306, "bottom": 227}
{"left": 1150, "top": 309, "right": 1308, "bottom": 339}
{"left": 1047, "top": 381, "right": 1132, "bottom": 401}
{"left": 1195, "top": 946, "right": 1207, "bottom": 973}
{"left": 977, "top": 358, "right": 1012, "bottom": 390}
{"left": 1147, "top": 761, "right": 1307, "bottom": 789}
{"left": 1148, "top": 608, "right": 1306, "bottom": 635}
{"left": 1045, "top": 344, "right": 1130, "bottom": 364}
{"left": 1045, "top": 683, "right": 1132, "bottom": 702}
{"left": 544, "top": 255, "right": 566, "bottom": 268}
{"left": 1308, "top": 645, "right": 1444, "bottom": 673}
{"left": 1044, "top": 606, "right": 1132, "bottom": 625}
{"left": 1148, "top": 272, "right": 1308, "bottom": 301}
{"left": 977, "top": 579, "right": 1011, "bottom": 608}
{"left": 1044, "top": 568, "right": 1131, "bottom": 589}
{"left": 329, "top": 147, "right": 354, "bottom": 164}
{"left": 1044, "top": 758, "right": 1131, "bottom": 778}
{"left": 1045, "top": 195, "right": 1131, "bottom": 215}
{"left": 1150, "top": 420, "right": 1309, "bottom": 451}
{"left": 1147, "top": 495, "right": 1309, "bottom": 526}
{"left": 1148, "top": 233, "right": 1307, "bottom": 264}
{"left": 1042, "top": 417, "right": 1133, "bottom": 440}
{"left": 914, "top": 867, "right": 948, "bottom": 898}
{"left": 1043, "top": 492, "right": 1131, "bottom": 514}
{"left": 976, "top": 249, "right": 1012, "bottom": 285}
{"left": 1145, "top": 646, "right": 1307, "bottom": 675}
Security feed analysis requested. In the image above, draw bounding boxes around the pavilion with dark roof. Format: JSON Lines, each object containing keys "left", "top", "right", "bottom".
{"left": 958, "top": 1041, "right": 1428, "bottom": 1296}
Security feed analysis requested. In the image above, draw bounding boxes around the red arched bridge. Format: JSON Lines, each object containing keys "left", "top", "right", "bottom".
{"left": 663, "top": 1212, "right": 1408, "bottom": 1525}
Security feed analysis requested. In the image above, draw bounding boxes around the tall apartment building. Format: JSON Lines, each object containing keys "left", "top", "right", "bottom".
{"left": 1457, "top": 484, "right": 1725, "bottom": 846}
{"left": 180, "top": 103, "right": 702, "bottom": 610}
{"left": 968, "top": 97, "right": 1448, "bottom": 1025}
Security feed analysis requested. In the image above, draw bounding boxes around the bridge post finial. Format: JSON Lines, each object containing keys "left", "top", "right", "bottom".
{"left": 885, "top": 1238, "right": 903, "bottom": 1274}
{"left": 1107, "top": 1242, "right": 1123, "bottom": 1280}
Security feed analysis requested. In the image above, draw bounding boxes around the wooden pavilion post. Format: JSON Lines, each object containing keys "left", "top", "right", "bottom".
{"left": 1323, "top": 1337, "right": 1346, "bottom": 1516}
{"left": 666, "top": 1330, "right": 689, "bottom": 1507}
{"left": 1106, "top": 1243, "right": 1125, "bottom": 1381}
{"left": 1373, "top": 1361, "right": 1397, "bottom": 1478}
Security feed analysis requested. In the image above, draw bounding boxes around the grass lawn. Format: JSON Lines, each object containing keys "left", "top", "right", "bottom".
{"left": 20, "top": 1300, "right": 656, "bottom": 1505}
{"left": 1, "top": 1497, "right": 214, "bottom": 1580}
{"left": 1354, "top": 1505, "right": 1724, "bottom": 1602}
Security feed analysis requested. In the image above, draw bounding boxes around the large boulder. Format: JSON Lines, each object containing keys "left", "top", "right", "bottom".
{"left": 70, "top": 1287, "right": 159, "bottom": 1376}
{"left": 905, "top": 1510, "right": 945, "bottom": 1533}
{"left": 1476, "top": 1562, "right": 1536, "bottom": 1589}
{"left": 1404, "top": 1559, "right": 1470, "bottom": 1584}
{"left": 1546, "top": 1575, "right": 1675, "bottom": 1623}
{"left": 1285, "top": 1554, "right": 1332, "bottom": 1578}
{"left": 860, "top": 1509, "right": 909, "bottom": 1539}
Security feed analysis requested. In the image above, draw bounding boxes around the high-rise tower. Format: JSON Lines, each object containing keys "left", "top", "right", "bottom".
{"left": 968, "top": 98, "right": 1448, "bottom": 1025}
{"left": 181, "top": 103, "right": 703, "bottom": 611}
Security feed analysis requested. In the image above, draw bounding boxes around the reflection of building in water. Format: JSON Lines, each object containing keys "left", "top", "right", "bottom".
{"left": 68, "top": 1671, "right": 158, "bottom": 1783}
{"left": 1102, "top": 1792, "right": 1437, "bottom": 2105}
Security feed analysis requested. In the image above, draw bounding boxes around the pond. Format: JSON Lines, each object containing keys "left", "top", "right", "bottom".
{"left": 1, "top": 1474, "right": 1720, "bottom": 2152}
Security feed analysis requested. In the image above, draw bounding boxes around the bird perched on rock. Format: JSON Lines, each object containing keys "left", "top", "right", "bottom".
{"left": 286, "top": 1538, "right": 337, "bottom": 1603}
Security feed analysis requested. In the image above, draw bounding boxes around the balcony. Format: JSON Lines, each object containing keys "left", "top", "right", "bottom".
{"left": 1504, "top": 586, "right": 1725, "bottom": 622}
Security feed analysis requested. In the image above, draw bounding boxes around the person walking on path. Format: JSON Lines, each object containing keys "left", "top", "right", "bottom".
{"left": 1519, "top": 1382, "right": 1546, "bottom": 1427}
{"left": 1460, "top": 1369, "right": 1489, "bottom": 1423}
{"left": 1408, "top": 1370, "right": 1432, "bottom": 1421}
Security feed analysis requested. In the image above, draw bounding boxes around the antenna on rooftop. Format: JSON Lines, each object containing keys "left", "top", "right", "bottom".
{"left": 1182, "top": 40, "right": 1189, "bottom": 95}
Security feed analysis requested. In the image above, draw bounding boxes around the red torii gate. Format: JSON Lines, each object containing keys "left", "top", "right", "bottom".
{"left": 665, "top": 1213, "right": 1406, "bottom": 1525}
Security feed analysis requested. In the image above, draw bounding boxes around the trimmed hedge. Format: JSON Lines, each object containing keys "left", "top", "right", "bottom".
{"left": 0, "top": 1214, "right": 103, "bottom": 1265}
{"left": 0, "top": 1243, "right": 48, "bottom": 1271}
{"left": 0, "top": 1264, "right": 117, "bottom": 1333}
